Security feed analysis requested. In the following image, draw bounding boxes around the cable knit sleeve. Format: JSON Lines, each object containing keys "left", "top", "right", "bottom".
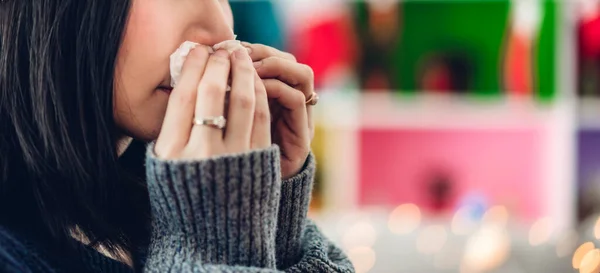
{"left": 143, "top": 144, "right": 354, "bottom": 273}
{"left": 275, "top": 153, "right": 315, "bottom": 268}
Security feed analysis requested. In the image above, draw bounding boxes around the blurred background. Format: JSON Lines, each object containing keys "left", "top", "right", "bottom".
{"left": 231, "top": 0, "right": 600, "bottom": 272}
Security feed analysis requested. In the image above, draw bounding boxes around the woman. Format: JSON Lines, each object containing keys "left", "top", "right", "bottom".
{"left": 0, "top": 0, "right": 354, "bottom": 272}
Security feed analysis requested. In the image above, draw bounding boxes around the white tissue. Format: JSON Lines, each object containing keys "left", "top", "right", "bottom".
{"left": 169, "top": 38, "right": 246, "bottom": 88}
{"left": 170, "top": 41, "right": 200, "bottom": 88}
{"left": 213, "top": 40, "right": 245, "bottom": 54}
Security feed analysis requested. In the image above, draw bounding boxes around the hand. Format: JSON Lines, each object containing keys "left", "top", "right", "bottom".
{"left": 244, "top": 43, "right": 315, "bottom": 179}
{"left": 154, "top": 45, "right": 271, "bottom": 160}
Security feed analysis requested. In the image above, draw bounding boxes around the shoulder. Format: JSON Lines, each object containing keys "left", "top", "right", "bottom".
{"left": 0, "top": 225, "right": 55, "bottom": 273}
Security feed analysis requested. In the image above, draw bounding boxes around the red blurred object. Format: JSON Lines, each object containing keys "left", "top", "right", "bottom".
{"left": 504, "top": 33, "right": 532, "bottom": 95}
{"left": 364, "top": 69, "right": 392, "bottom": 91}
{"left": 288, "top": 14, "right": 357, "bottom": 89}
{"left": 580, "top": 15, "right": 600, "bottom": 59}
{"left": 577, "top": 7, "right": 600, "bottom": 95}
{"left": 421, "top": 63, "right": 453, "bottom": 92}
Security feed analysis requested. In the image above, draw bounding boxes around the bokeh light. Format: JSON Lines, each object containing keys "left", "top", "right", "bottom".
{"left": 594, "top": 217, "right": 600, "bottom": 240}
{"left": 528, "top": 217, "right": 552, "bottom": 246}
{"left": 347, "top": 247, "right": 377, "bottom": 273}
{"left": 462, "top": 226, "right": 511, "bottom": 272}
{"left": 388, "top": 203, "right": 421, "bottom": 235}
{"left": 482, "top": 205, "right": 510, "bottom": 228}
{"left": 579, "top": 249, "right": 600, "bottom": 273}
{"left": 573, "top": 242, "right": 596, "bottom": 269}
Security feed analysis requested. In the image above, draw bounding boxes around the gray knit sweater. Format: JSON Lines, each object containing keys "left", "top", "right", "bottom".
{"left": 143, "top": 144, "right": 354, "bottom": 272}
{"left": 0, "top": 145, "right": 354, "bottom": 273}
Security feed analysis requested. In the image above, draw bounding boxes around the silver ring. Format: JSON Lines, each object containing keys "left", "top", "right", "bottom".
{"left": 193, "top": 116, "right": 227, "bottom": 129}
{"left": 305, "top": 92, "right": 319, "bottom": 106}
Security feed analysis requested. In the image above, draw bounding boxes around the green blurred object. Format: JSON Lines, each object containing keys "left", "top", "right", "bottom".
{"left": 396, "top": 1, "right": 510, "bottom": 95}
{"left": 354, "top": 0, "right": 558, "bottom": 100}
{"left": 536, "top": 0, "right": 557, "bottom": 102}
{"left": 230, "top": 1, "right": 285, "bottom": 50}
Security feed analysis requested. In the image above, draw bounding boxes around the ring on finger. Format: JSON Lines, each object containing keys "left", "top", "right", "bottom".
{"left": 193, "top": 116, "right": 227, "bottom": 129}
{"left": 305, "top": 92, "right": 319, "bottom": 106}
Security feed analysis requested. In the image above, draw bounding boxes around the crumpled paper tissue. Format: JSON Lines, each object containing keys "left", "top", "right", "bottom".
{"left": 169, "top": 39, "right": 246, "bottom": 88}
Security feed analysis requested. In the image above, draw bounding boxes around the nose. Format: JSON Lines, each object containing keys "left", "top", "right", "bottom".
{"left": 185, "top": 2, "right": 235, "bottom": 46}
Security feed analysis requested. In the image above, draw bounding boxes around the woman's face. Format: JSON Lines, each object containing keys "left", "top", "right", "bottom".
{"left": 114, "top": 0, "right": 234, "bottom": 141}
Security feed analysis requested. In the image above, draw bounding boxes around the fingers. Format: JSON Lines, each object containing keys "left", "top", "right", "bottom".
{"left": 254, "top": 57, "right": 314, "bottom": 98}
{"left": 251, "top": 73, "right": 271, "bottom": 149}
{"left": 243, "top": 42, "right": 296, "bottom": 62}
{"left": 256, "top": 58, "right": 315, "bottom": 139}
{"left": 224, "top": 49, "right": 256, "bottom": 152}
{"left": 242, "top": 43, "right": 316, "bottom": 144}
{"left": 156, "top": 46, "right": 211, "bottom": 158}
{"left": 189, "top": 49, "right": 231, "bottom": 150}
{"left": 263, "top": 79, "right": 309, "bottom": 141}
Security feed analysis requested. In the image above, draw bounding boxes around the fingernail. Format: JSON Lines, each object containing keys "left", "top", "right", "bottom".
{"left": 213, "top": 49, "right": 229, "bottom": 58}
{"left": 253, "top": 61, "right": 262, "bottom": 68}
{"left": 234, "top": 48, "right": 247, "bottom": 60}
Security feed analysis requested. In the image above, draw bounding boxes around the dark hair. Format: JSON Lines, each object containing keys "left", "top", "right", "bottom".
{"left": 0, "top": 0, "right": 149, "bottom": 261}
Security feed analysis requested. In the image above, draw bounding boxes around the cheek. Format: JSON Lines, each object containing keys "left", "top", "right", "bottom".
{"left": 119, "top": 2, "right": 175, "bottom": 83}
{"left": 113, "top": 0, "right": 180, "bottom": 139}
{"left": 115, "top": 0, "right": 182, "bottom": 104}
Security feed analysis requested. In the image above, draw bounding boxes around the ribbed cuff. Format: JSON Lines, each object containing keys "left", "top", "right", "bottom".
{"left": 145, "top": 144, "right": 281, "bottom": 269}
{"left": 276, "top": 153, "right": 316, "bottom": 270}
